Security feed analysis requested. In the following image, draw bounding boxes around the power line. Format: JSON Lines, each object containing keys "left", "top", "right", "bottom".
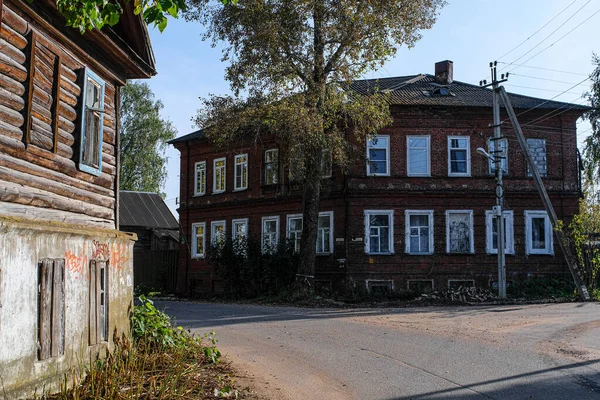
{"left": 509, "top": 73, "right": 586, "bottom": 85}
{"left": 506, "top": 7, "right": 600, "bottom": 74}
{"left": 496, "top": 0, "right": 579, "bottom": 61}
{"left": 500, "top": 0, "right": 591, "bottom": 72}
{"left": 512, "top": 76, "right": 590, "bottom": 118}
{"left": 505, "top": 84, "right": 583, "bottom": 95}
{"left": 496, "top": 62, "right": 588, "bottom": 76}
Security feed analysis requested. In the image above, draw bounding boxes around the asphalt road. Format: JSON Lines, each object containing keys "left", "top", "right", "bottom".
{"left": 156, "top": 301, "right": 600, "bottom": 400}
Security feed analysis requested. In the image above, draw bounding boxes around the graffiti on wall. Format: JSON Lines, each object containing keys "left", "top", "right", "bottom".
{"left": 64, "top": 241, "right": 130, "bottom": 278}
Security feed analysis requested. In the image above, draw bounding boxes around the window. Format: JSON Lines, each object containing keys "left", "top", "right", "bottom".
{"left": 264, "top": 149, "right": 279, "bottom": 185}
{"left": 38, "top": 259, "right": 65, "bottom": 359}
{"left": 321, "top": 149, "right": 332, "bottom": 178}
{"left": 194, "top": 161, "right": 206, "bottom": 196}
{"left": 79, "top": 68, "right": 105, "bottom": 176}
{"left": 234, "top": 154, "right": 248, "bottom": 191}
{"left": 485, "top": 210, "right": 514, "bottom": 254}
{"left": 366, "top": 135, "right": 390, "bottom": 176}
{"left": 317, "top": 211, "right": 334, "bottom": 255}
{"left": 446, "top": 211, "right": 474, "bottom": 254}
{"left": 407, "top": 280, "right": 434, "bottom": 293}
{"left": 364, "top": 210, "right": 394, "bottom": 254}
{"left": 525, "top": 211, "right": 553, "bottom": 255}
{"left": 89, "top": 259, "right": 108, "bottom": 345}
{"left": 489, "top": 138, "right": 508, "bottom": 175}
{"left": 287, "top": 214, "right": 303, "bottom": 253}
{"left": 262, "top": 216, "right": 280, "bottom": 252}
{"left": 366, "top": 280, "right": 393, "bottom": 295}
{"left": 405, "top": 210, "right": 434, "bottom": 254}
{"left": 211, "top": 220, "right": 226, "bottom": 246}
{"left": 191, "top": 222, "right": 206, "bottom": 258}
{"left": 407, "top": 136, "right": 430, "bottom": 176}
{"left": 448, "top": 136, "right": 470, "bottom": 176}
{"left": 526, "top": 138, "right": 547, "bottom": 177}
{"left": 232, "top": 218, "right": 248, "bottom": 241}
{"left": 213, "top": 158, "right": 226, "bottom": 193}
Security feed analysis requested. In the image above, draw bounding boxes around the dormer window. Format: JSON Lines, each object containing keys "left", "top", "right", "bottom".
{"left": 432, "top": 87, "right": 451, "bottom": 96}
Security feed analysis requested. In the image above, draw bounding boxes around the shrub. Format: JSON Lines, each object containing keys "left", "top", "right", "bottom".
{"left": 507, "top": 276, "right": 576, "bottom": 299}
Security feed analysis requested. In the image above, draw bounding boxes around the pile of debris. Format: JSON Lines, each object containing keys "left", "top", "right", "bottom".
{"left": 418, "top": 286, "right": 497, "bottom": 303}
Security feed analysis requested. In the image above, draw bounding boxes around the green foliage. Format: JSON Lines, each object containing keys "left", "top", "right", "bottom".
{"left": 507, "top": 277, "right": 576, "bottom": 299}
{"left": 206, "top": 236, "right": 299, "bottom": 297}
{"left": 119, "top": 81, "right": 176, "bottom": 195}
{"left": 584, "top": 53, "right": 600, "bottom": 200}
{"left": 569, "top": 198, "right": 600, "bottom": 291}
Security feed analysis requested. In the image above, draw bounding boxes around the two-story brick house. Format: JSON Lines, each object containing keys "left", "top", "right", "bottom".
{"left": 170, "top": 61, "right": 587, "bottom": 295}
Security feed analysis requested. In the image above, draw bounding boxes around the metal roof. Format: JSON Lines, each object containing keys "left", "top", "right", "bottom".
{"left": 169, "top": 74, "right": 589, "bottom": 145}
{"left": 119, "top": 191, "right": 179, "bottom": 229}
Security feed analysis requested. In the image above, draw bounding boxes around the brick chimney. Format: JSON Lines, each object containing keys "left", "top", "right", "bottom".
{"left": 435, "top": 60, "right": 453, "bottom": 85}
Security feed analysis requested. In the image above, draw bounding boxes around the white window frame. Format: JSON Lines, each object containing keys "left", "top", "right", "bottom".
{"left": 445, "top": 210, "right": 474, "bottom": 254}
{"left": 234, "top": 154, "right": 248, "bottom": 191}
{"left": 264, "top": 148, "right": 279, "bottom": 185}
{"left": 447, "top": 136, "right": 471, "bottom": 177}
{"left": 366, "top": 135, "right": 390, "bottom": 176}
{"left": 489, "top": 138, "right": 508, "bottom": 175}
{"left": 364, "top": 210, "right": 394, "bottom": 255}
{"left": 407, "top": 135, "right": 431, "bottom": 177}
{"left": 365, "top": 279, "right": 394, "bottom": 292}
{"left": 79, "top": 67, "right": 105, "bottom": 176}
{"left": 485, "top": 210, "right": 515, "bottom": 255}
{"left": 525, "top": 210, "right": 554, "bottom": 255}
{"left": 213, "top": 157, "right": 226, "bottom": 194}
{"left": 231, "top": 218, "right": 248, "bottom": 241}
{"left": 317, "top": 211, "right": 334, "bottom": 255}
{"left": 261, "top": 216, "right": 280, "bottom": 253}
{"left": 191, "top": 222, "right": 206, "bottom": 259}
{"left": 211, "top": 220, "right": 226, "bottom": 246}
{"left": 405, "top": 210, "right": 434, "bottom": 255}
{"left": 194, "top": 161, "right": 206, "bottom": 196}
{"left": 286, "top": 214, "right": 303, "bottom": 253}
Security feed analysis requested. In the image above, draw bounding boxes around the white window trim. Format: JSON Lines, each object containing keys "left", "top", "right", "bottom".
{"left": 261, "top": 215, "right": 280, "bottom": 253}
{"left": 213, "top": 157, "right": 226, "bottom": 194}
{"left": 317, "top": 211, "right": 334, "bottom": 255}
{"left": 364, "top": 210, "right": 394, "bottom": 255}
{"left": 366, "top": 135, "right": 390, "bottom": 176}
{"left": 407, "top": 135, "right": 431, "bottom": 177}
{"left": 211, "top": 220, "right": 226, "bottom": 245}
{"left": 194, "top": 161, "right": 206, "bottom": 196}
{"left": 286, "top": 214, "right": 303, "bottom": 252}
{"left": 365, "top": 279, "right": 394, "bottom": 292}
{"left": 231, "top": 218, "right": 249, "bottom": 240}
{"left": 447, "top": 136, "right": 471, "bottom": 177}
{"left": 405, "top": 210, "right": 434, "bottom": 255}
{"left": 191, "top": 222, "right": 206, "bottom": 259}
{"left": 445, "top": 210, "right": 474, "bottom": 254}
{"left": 321, "top": 149, "right": 332, "bottom": 179}
{"left": 485, "top": 210, "right": 515, "bottom": 255}
{"left": 488, "top": 138, "right": 508, "bottom": 176}
{"left": 525, "top": 210, "right": 554, "bottom": 255}
{"left": 234, "top": 153, "right": 248, "bottom": 191}
{"left": 264, "top": 148, "right": 279, "bottom": 185}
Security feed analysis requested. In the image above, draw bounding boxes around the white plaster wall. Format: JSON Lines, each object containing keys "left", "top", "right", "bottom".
{"left": 0, "top": 219, "right": 135, "bottom": 398}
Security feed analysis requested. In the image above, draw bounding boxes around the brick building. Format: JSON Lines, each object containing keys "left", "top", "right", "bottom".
{"left": 169, "top": 61, "right": 587, "bottom": 295}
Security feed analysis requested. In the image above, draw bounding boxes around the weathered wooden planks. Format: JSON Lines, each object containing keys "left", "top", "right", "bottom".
{"left": 51, "top": 259, "right": 65, "bottom": 358}
{"left": 89, "top": 260, "right": 97, "bottom": 345}
{"left": 38, "top": 259, "right": 53, "bottom": 360}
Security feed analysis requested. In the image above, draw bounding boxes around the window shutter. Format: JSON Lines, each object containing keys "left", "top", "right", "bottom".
{"left": 38, "top": 259, "right": 53, "bottom": 360}
{"left": 51, "top": 259, "right": 65, "bottom": 357}
{"left": 89, "top": 259, "right": 97, "bottom": 345}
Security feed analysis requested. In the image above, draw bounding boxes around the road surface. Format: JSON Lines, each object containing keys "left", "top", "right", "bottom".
{"left": 156, "top": 301, "right": 600, "bottom": 399}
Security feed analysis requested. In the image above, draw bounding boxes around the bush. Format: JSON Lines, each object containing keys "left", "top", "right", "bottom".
{"left": 507, "top": 277, "right": 576, "bottom": 299}
{"left": 207, "top": 235, "right": 299, "bottom": 298}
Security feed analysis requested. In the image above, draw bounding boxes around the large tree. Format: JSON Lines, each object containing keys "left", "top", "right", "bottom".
{"left": 119, "top": 81, "right": 176, "bottom": 195}
{"left": 584, "top": 53, "right": 600, "bottom": 202}
{"left": 186, "top": 0, "right": 445, "bottom": 292}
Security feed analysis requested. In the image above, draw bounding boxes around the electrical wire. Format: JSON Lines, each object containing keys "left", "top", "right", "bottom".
{"left": 504, "top": 84, "right": 583, "bottom": 95}
{"left": 509, "top": 73, "right": 586, "bottom": 85}
{"left": 496, "top": 62, "right": 588, "bottom": 76}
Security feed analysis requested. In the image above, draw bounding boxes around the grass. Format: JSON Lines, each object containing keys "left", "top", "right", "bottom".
{"left": 43, "top": 297, "right": 261, "bottom": 399}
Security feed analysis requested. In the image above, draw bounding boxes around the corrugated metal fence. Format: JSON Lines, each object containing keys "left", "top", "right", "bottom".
{"left": 133, "top": 250, "right": 178, "bottom": 293}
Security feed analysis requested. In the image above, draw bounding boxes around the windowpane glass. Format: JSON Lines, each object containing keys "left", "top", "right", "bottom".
{"left": 531, "top": 217, "right": 546, "bottom": 249}
{"left": 367, "top": 137, "right": 388, "bottom": 175}
{"left": 409, "top": 149, "right": 428, "bottom": 174}
{"left": 409, "top": 213, "right": 430, "bottom": 253}
{"left": 448, "top": 213, "right": 470, "bottom": 253}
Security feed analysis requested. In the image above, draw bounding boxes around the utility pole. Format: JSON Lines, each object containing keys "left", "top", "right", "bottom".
{"left": 481, "top": 62, "right": 508, "bottom": 298}
{"left": 498, "top": 86, "right": 590, "bottom": 301}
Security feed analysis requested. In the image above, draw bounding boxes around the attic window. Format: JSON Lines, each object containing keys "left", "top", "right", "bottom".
{"left": 432, "top": 87, "right": 451, "bottom": 96}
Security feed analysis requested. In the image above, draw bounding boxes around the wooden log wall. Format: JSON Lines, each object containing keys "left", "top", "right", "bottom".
{"left": 0, "top": 1, "right": 118, "bottom": 228}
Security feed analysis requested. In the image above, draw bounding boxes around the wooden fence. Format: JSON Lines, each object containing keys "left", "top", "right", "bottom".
{"left": 133, "top": 250, "right": 178, "bottom": 293}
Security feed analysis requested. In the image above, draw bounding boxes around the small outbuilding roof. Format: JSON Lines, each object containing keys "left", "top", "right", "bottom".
{"left": 119, "top": 191, "right": 178, "bottom": 229}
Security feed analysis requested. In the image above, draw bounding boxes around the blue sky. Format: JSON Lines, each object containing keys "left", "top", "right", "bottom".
{"left": 145, "top": 0, "right": 599, "bottom": 217}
